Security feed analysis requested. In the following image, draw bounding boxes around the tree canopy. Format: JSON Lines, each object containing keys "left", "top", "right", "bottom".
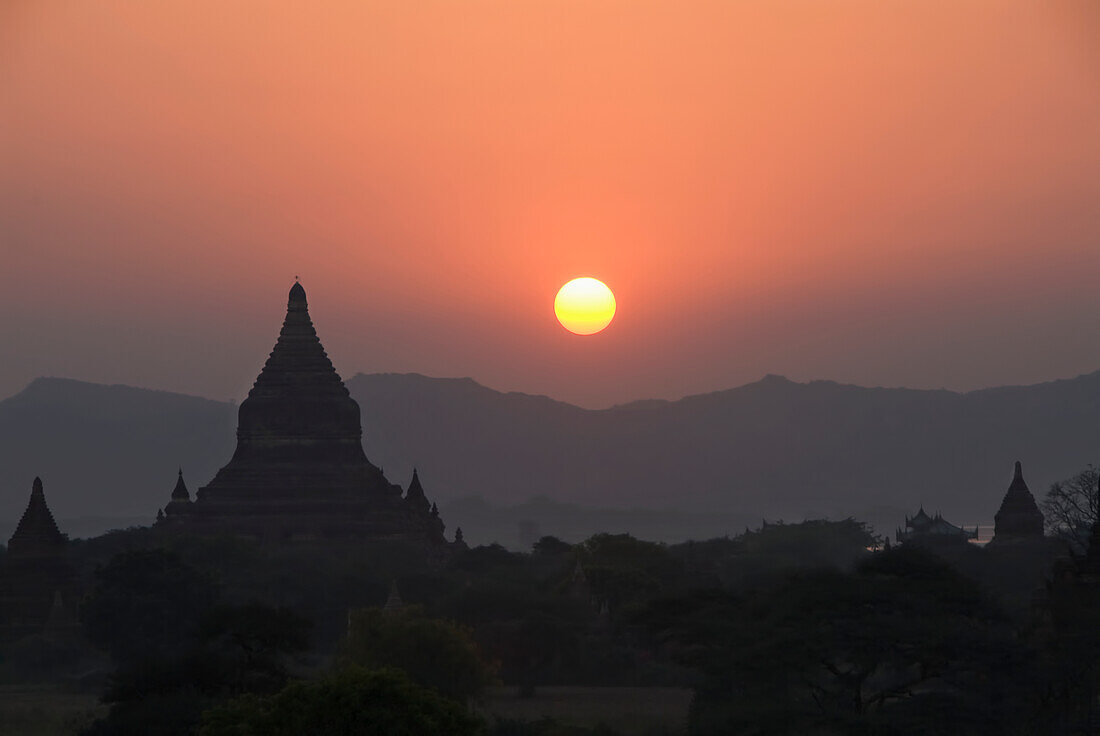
{"left": 341, "top": 606, "right": 497, "bottom": 703}
{"left": 199, "top": 667, "right": 486, "bottom": 736}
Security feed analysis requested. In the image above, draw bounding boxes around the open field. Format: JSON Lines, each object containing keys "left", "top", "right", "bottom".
{"left": 479, "top": 686, "right": 693, "bottom": 735}
{"left": 0, "top": 686, "right": 104, "bottom": 736}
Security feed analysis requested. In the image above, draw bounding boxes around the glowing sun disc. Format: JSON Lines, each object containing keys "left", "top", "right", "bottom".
{"left": 554, "top": 277, "right": 616, "bottom": 335}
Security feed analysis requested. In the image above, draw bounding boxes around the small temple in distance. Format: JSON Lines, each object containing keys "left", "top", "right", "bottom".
{"left": 0, "top": 478, "right": 76, "bottom": 639}
{"left": 157, "top": 282, "right": 457, "bottom": 550}
{"left": 895, "top": 507, "right": 978, "bottom": 545}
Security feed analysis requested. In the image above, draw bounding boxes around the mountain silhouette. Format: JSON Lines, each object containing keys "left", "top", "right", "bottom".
{"left": 3, "top": 372, "right": 1100, "bottom": 539}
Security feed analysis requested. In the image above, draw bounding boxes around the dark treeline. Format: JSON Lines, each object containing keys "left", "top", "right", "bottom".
{"left": 3, "top": 511, "right": 1099, "bottom": 735}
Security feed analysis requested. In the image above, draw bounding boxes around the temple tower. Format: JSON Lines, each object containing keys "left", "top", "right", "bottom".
{"left": 990, "top": 461, "right": 1046, "bottom": 544}
{"left": 0, "top": 478, "right": 75, "bottom": 639}
{"left": 6, "top": 478, "right": 66, "bottom": 558}
{"left": 162, "top": 468, "right": 193, "bottom": 520}
{"left": 173, "top": 282, "right": 448, "bottom": 545}
{"left": 405, "top": 469, "right": 430, "bottom": 516}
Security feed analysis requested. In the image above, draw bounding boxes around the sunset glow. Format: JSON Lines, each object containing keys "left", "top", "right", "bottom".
{"left": 555, "top": 278, "right": 617, "bottom": 335}
{"left": 1, "top": 1, "right": 1099, "bottom": 407}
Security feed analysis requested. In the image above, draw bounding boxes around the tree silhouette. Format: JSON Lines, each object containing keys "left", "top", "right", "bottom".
{"left": 1042, "top": 465, "right": 1100, "bottom": 553}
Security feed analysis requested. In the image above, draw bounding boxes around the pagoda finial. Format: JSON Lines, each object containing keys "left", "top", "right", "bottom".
{"left": 288, "top": 280, "right": 307, "bottom": 305}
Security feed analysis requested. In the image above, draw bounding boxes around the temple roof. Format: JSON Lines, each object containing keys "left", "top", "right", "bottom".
{"left": 993, "top": 461, "right": 1045, "bottom": 541}
{"left": 997, "top": 461, "right": 1041, "bottom": 515}
{"left": 405, "top": 469, "right": 430, "bottom": 514}
{"left": 898, "top": 505, "right": 976, "bottom": 543}
{"left": 245, "top": 282, "right": 352, "bottom": 403}
{"left": 183, "top": 282, "right": 448, "bottom": 546}
{"left": 171, "top": 468, "right": 190, "bottom": 502}
{"left": 7, "top": 477, "right": 66, "bottom": 557}
{"left": 200, "top": 281, "right": 380, "bottom": 498}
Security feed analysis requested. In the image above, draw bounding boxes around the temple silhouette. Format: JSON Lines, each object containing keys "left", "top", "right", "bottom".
{"left": 895, "top": 507, "right": 978, "bottom": 545}
{"left": 0, "top": 478, "right": 76, "bottom": 639}
{"left": 989, "top": 460, "right": 1046, "bottom": 544}
{"left": 156, "top": 282, "right": 459, "bottom": 548}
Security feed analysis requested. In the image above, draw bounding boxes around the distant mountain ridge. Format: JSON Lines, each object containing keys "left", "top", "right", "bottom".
{"left": 2, "top": 371, "right": 1100, "bottom": 540}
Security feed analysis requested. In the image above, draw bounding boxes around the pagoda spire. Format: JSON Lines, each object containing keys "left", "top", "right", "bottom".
{"left": 171, "top": 468, "right": 190, "bottom": 502}
{"left": 7, "top": 477, "right": 66, "bottom": 558}
{"left": 174, "top": 281, "right": 451, "bottom": 547}
{"left": 991, "top": 460, "right": 1045, "bottom": 543}
{"left": 404, "top": 468, "right": 431, "bottom": 515}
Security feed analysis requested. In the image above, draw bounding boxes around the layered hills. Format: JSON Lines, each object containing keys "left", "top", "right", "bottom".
{"left": 2, "top": 371, "right": 1099, "bottom": 542}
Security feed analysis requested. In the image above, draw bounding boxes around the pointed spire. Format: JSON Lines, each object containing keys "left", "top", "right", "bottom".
{"left": 171, "top": 468, "right": 190, "bottom": 502}
{"left": 453, "top": 526, "right": 467, "bottom": 548}
{"left": 992, "top": 460, "right": 1045, "bottom": 543}
{"left": 1005, "top": 461, "right": 1034, "bottom": 500}
{"left": 244, "top": 280, "right": 350, "bottom": 402}
{"left": 404, "top": 468, "right": 430, "bottom": 515}
{"left": 7, "top": 477, "right": 66, "bottom": 558}
{"left": 430, "top": 501, "right": 439, "bottom": 517}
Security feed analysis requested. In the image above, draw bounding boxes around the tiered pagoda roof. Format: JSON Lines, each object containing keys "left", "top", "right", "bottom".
{"left": 7, "top": 478, "right": 66, "bottom": 559}
{"left": 991, "top": 461, "right": 1045, "bottom": 543}
{"left": 166, "top": 282, "right": 453, "bottom": 547}
{"left": 1, "top": 477, "right": 75, "bottom": 638}
{"left": 405, "top": 469, "right": 430, "bottom": 516}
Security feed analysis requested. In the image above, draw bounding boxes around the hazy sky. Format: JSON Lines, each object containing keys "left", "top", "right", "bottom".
{"left": 3, "top": 1, "right": 1099, "bottom": 408}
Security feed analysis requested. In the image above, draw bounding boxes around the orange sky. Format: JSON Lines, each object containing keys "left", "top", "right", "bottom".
{"left": 2, "top": 0, "right": 1099, "bottom": 407}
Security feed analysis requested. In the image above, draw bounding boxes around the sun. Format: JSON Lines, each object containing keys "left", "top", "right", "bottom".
{"left": 554, "top": 277, "right": 616, "bottom": 335}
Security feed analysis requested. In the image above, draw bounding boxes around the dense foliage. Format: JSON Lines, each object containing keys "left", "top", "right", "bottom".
{"left": 199, "top": 667, "right": 486, "bottom": 736}
{"left": 79, "top": 550, "right": 311, "bottom": 735}
{"left": 341, "top": 606, "right": 497, "bottom": 703}
{"left": 6, "top": 517, "right": 1096, "bottom": 734}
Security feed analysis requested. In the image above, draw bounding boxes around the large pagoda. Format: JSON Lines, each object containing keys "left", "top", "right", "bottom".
{"left": 160, "top": 282, "right": 450, "bottom": 546}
